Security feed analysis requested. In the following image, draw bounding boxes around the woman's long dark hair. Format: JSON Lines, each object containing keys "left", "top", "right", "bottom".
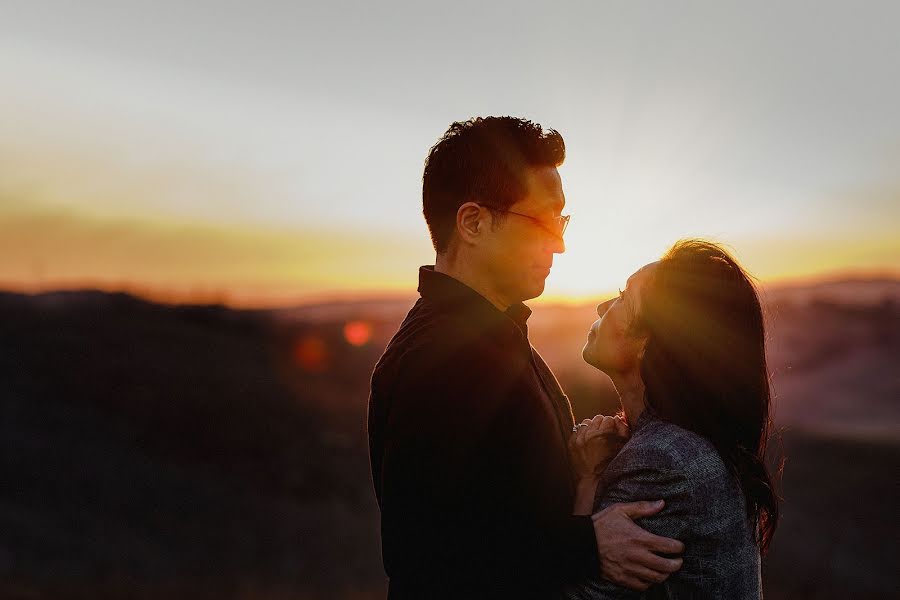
{"left": 634, "top": 240, "right": 780, "bottom": 553}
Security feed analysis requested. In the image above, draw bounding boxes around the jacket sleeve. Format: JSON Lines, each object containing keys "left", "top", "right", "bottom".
{"left": 560, "top": 443, "right": 693, "bottom": 599}
{"left": 378, "top": 329, "right": 597, "bottom": 588}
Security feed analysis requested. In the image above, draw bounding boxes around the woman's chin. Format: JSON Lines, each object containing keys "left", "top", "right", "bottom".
{"left": 581, "top": 345, "right": 603, "bottom": 371}
{"left": 584, "top": 352, "right": 617, "bottom": 379}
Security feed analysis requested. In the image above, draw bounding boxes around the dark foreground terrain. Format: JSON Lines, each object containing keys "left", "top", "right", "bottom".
{"left": 0, "top": 280, "right": 898, "bottom": 599}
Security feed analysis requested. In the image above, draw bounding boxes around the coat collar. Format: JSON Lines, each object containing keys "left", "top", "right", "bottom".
{"left": 417, "top": 265, "right": 532, "bottom": 337}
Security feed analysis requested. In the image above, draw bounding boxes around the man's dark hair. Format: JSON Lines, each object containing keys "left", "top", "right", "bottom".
{"left": 422, "top": 116, "right": 565, "bottom": 253}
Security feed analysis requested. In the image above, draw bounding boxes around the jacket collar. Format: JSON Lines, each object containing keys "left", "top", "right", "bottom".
{"left": 632, "top": 408, "right": 659, "bottom": 434}
{"left": 417, "top": 265, "right": 532, "bottom": 337}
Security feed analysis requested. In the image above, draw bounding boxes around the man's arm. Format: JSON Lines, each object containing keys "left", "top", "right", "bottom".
{"left": 591, "top": 500, "right": 685, "bottom": 594}
{"left": 566, "top": 444, "right": 690, "bottom": 597}
{"left": 569, "top": 416, "right": 685, "bottom": 592}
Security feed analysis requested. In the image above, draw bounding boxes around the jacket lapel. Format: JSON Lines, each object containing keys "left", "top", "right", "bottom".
{"left": 529, "top": 347, "right": 579, "bottom": 482}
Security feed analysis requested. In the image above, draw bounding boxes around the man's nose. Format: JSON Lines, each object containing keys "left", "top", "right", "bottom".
{"left": 549, "top": 234, "right": 565, "bottom": 254}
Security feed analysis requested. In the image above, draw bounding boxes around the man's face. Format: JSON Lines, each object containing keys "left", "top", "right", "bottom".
{"left": 479, "top": 166, "right": 566, "bottom": 305}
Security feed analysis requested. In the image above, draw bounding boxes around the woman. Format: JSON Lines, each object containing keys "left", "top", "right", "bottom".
{"left": 565, "top": 240, "right": 780, "bottom": 599}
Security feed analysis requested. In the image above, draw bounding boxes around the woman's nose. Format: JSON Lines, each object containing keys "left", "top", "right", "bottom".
{"left": 596, "top": 298, "right": 613, "bottom": 316}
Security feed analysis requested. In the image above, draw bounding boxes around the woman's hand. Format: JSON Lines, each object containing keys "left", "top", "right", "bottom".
{"left": 569, "top": 414, "right": 630, "bottom": 482}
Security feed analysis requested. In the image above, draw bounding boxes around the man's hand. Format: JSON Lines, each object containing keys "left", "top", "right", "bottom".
{"left": 591, "top": 500, "right": 684, "bottom": 591}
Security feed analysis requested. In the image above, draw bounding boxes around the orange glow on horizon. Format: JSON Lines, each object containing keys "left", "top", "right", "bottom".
{"left": 2, "top": 207, "right": 898, "bottom": 310}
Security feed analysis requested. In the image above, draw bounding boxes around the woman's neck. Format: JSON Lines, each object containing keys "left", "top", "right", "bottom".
{"left": 610, "top": 372, "right": 646, "bottom": 426}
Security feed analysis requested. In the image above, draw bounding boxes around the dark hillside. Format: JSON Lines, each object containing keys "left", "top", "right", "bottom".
{"left": 0, "top": 282, "right": 898, "bottom": 598}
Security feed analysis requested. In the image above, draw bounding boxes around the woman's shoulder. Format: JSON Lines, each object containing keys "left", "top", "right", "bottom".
{"left": 610, "top": 412, "right": 730, "bottom": 484}
{"left": 593, "top": 413, "right": 759, "bottom": 598}
{"left": 598, "top": 413, "right": 754, "bottom": 550}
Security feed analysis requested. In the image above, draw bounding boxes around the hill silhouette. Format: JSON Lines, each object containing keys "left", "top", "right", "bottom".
{"left": 0, "top": 281, "right": 898, "bottom": 598}
{"left": 0, "top": 291, "right": 385, "bottom": 599}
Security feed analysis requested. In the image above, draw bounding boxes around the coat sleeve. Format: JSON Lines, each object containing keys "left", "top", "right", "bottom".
{"left": 560, "top": 443, "right": 694, "bottom": 599}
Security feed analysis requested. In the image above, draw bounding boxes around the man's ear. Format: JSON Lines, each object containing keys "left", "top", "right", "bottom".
{"left": 456, "top": 202, "right": 488, "bottom": 245}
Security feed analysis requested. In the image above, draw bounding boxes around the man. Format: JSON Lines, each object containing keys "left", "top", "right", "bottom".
{"left": 368, "top": 117, "right": 683, "bottom": 598}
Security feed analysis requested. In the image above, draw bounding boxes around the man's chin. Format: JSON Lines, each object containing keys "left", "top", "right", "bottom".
{"left": 519, "top": 280, "right": 546, "bottom": 302}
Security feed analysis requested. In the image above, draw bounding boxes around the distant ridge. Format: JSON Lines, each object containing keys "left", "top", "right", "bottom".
{"left": 270, "top": 296, "right": 417, "bottom": 323}
{"left": 2, "top": 272, "right": 897, "bottom": 314}
{"left": 763, "top": 275, "right": 900, "bottom": 305}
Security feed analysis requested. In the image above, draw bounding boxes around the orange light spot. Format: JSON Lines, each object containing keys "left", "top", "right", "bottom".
{"left": 343, "top": 320, "right": 373, "bottom": 346}
{"left": 294, "top": 335, "right": 329, "bottom": 372}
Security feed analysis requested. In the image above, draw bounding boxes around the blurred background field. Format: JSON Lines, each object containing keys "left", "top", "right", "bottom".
{"left": 1, "top": 277, "right": 897, "bottom": 599}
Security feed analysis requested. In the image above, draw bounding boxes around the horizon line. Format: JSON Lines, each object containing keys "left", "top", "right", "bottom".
{"left": 2, "top": 267, "right": 899, "bottom": 311}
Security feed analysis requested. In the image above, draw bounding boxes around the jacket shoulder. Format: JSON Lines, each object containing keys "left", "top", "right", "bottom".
{"left": 386, "top": 299, "right": 518, "bottom": 359}
{"left": 611, "top": 417, "right": 730, "bottom": 485}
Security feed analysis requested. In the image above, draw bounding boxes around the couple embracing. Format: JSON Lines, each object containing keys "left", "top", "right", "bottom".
{"left": 367, "top": 116, "right": 779, "bottom": 599}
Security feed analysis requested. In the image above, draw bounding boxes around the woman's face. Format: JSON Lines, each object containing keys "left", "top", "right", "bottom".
{"left": 582, "top": 262, "right": 657, "bottom": 376}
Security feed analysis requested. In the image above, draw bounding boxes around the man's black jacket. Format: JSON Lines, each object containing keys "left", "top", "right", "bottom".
{"left": 368, "top": 267, "right": 599, "bottom": 597}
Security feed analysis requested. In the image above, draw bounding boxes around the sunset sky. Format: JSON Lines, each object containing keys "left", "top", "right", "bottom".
{"left": 2, "top": 1, "right": 899, "bottom": 307}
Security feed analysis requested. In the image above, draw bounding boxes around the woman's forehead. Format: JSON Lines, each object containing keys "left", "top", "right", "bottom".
{"left": 625, "top": 261, "right": 659, "bottom": 314}
{"left": 627, "top": 261, "right": 659, "bottom": 288}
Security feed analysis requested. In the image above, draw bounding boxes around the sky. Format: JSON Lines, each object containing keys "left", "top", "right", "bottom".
{"left": 1, "top": 1, "right": 898, "bottom": 306}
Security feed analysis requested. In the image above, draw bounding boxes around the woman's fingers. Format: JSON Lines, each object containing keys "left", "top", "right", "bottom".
{"left": 578, "top": 431, "right": 627, "bottom": 468}
{"left": 613, "top": 415, "right": 630, "bottom": 438}
{"left": 582, "top": 428, "right": 628, "bottom": 444}
{"left": 583, "top": 425, "right": 621, "bottom": 439}
{"left": 600, "top": 416, "right": 618, "bottom": 434}
{"left": 587, "top": 414, "right": 618, "bottom": 433}
{"left": 574, "top": 424, "right": 594, "bottom": 447}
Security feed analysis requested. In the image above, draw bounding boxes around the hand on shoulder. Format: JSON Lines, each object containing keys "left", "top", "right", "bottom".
{"left": 569, "top": 414, "right": 630, "bottom": 480}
